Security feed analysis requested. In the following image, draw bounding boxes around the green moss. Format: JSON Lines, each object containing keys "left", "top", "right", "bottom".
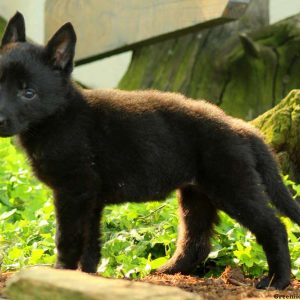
{"left": 251, "top": 90, "right": 300, "bottom": 180}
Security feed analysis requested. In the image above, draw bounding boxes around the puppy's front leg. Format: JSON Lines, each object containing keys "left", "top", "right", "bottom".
{"left": 80, "top": 205, "right": 103, "bottom": 273}
{"left": 54, "top": 189, "right": 97, "bottom": 270}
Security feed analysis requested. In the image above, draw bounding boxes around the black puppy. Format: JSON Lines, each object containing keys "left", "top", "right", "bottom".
{"left": 1, "top": 12, "right": 300, "bottom": 289}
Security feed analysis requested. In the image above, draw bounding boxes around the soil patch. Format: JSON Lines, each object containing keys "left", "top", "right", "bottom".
{"left": 142, "top": 267, "right": 300, "bottom": 299}
{"left": 0, "top": 272, "right": 13, "bottom": 298}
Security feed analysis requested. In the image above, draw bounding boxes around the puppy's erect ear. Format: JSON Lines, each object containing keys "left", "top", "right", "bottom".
{"left": 45, "top": 22, "right": 76, "bottom": 74}
{"left": 1, "top": 12, "right": 26, "bottom": 47}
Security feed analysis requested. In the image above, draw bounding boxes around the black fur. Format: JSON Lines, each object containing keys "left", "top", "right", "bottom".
{"left": 1, "top": 12, "right": 300, "bottom": 289}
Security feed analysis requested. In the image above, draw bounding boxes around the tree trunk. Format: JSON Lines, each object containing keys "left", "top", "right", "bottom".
{"left": 118, "top": 1, "right": 300, "bottom": 120}
{"left": 118, "top": 0, "right": 300, "bottom": 179}
{"left": 251, "top": 90, "right": 300, "bottom": 181}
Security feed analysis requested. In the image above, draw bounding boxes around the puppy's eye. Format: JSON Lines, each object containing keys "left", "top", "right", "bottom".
{"left": 22, "top": 88, "right": 36, "bottom": 100}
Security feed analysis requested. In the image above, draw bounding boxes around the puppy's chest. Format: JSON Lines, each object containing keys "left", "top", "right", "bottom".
{"left": 27, "top": 145, "right": 69, "bottom": 175}
{"left": 27, "top": 150, "right": 59, "bottom": 183}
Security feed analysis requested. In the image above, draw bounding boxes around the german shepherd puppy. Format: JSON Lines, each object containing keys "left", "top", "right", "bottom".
{"left": 1, "top": 12, "right": 300, "bottom": 289}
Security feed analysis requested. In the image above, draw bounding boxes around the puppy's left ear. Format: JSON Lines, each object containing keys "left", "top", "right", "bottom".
{"left": 1, "top": 11, "right": 26, "bottom": 47}
{"left": 45, "top": 22, "right": 76, "bottom": 74}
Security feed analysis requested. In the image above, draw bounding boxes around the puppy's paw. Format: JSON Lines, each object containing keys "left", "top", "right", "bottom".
{"left": 256, "top": 276, "right": 290, "bottom": 290}
{"left": 155, "top": 259, "right": 192, "bottom": 275}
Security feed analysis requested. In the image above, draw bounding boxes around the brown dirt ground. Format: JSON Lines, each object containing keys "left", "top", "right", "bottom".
{"left": 1, "top": 267, "right": 300, "bottom": 299}
{"left": 0, "top": 272, "right": 13, "bottom": 298}
{"left": 141, "top": 267, "right": 300, "bottom": 300}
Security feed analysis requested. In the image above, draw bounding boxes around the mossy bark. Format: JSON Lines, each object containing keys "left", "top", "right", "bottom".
{"left": 252, "top": 90, "right": 300, "bottom": 181}
{"left": 118, "top": 1, "right": 300, "bottom": 121}
{"left": 0, "top": 15, "right": 6, "bottom": 35}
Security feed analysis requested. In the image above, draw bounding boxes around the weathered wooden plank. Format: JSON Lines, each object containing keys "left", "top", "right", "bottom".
{"left": 45, "top": 0, "right": 250, "bottom": 65}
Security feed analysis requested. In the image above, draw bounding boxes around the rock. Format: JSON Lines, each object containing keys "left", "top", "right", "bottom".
{"left": 4, "top": 267, "right": 201, "bottom": 300}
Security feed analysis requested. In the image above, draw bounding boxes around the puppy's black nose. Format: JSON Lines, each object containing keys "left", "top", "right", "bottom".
{"left": 0, "top": 115, "right": 7, "bottom": 127}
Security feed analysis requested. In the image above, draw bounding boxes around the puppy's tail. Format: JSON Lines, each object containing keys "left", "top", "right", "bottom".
{"left": 251, "top": 136, "right": 300, "bottom": 225}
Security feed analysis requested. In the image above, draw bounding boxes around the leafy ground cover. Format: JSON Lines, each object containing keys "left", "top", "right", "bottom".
{"left": 0, "top": 137, "right": 300, "bottom": 281}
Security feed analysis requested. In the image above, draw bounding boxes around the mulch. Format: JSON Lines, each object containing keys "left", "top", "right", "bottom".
{"left": 141, "top": 267, "right": 300, "bottom": 299}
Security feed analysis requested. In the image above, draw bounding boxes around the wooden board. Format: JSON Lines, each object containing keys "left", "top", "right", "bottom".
{"left": 45, "top": 0, "right": 250, "bottom": 65}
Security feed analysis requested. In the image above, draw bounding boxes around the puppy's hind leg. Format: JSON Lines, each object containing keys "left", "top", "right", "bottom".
{"left": 218, "top": 181, "right": 291, "bottom": 290}
{"left": 157, "top": 185, "right": 218, "bottom": 274}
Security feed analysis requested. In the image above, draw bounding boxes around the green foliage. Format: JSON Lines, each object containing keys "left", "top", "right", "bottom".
{"left": 100, "top": 200, "right": 177, "bottom": 278}
{"left": 0, "top": 138, "right": 55, "bottom": 270}
{"left": 1, "top": 138, "right": 300, "bottom": 279}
